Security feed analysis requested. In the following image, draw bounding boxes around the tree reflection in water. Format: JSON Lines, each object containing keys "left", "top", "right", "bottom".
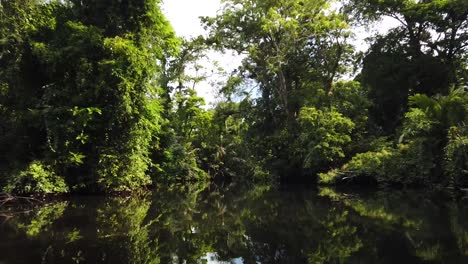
{"left": 0, "top": 184, "right": 468, "bottom": 264}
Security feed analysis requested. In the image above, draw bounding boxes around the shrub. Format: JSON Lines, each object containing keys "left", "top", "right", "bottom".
{"left": 319, "top": 140, "right": 435, "bottom": 186}
{"left": 4, "top": 161, "right": 68, "bottom": 194}
{"left": 444, "top": 126, "right": 468, "bottom": 187}
{"left": 297, "top": 107, "right": 355, "bottom": 171}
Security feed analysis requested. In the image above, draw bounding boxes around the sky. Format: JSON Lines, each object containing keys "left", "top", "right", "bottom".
{"left": 162, "top": 0, "right": 221, "bottom": 38}
{"left": 161, "top": 0, "right": 400, "bottom": 105}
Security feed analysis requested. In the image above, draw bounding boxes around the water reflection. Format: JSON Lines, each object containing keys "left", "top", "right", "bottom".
{"left": 1, "top": 184, "right": 468, "bottom": 264}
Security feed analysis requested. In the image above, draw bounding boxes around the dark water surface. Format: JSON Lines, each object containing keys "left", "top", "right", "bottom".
{"left": 1, "top": 184, "right": 468, "bottom": 264}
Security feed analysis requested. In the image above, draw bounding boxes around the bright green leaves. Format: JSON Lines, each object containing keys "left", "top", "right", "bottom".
{"left": 1, "top": 0, "right": 466, "bottom": 190}
{"left": 298, "top": 107, "right": 355, "bottom": 170}
{"left": 321, "top": 88, "right": 467, "bottom": 186}
{"left": 4, "top": 161, "right": 69, "bottom": 194}
{"left": 405, "top": 89, "right": 468, "bottom": 138}
{"left": 103, "top": 36, "right": 149, "bottom": 116}
{"left": 150, "top": 38, "right": 212, "bottom": 182}
{"left": 201, "top": 0, "right": 363, "bottom": 180}
{"left": 88, "top": 5, "right": 175, "bottom": 191}
{"left": 0, "top": 0, "right": 179, "bottom": 193}
{"left": 174, "top": 88, "right": 206, "bottom": 138}
{"left": 204, "top": 0, "right": 353, "bottom": 93}
{"left": 444, "top": 125, "right": 468, "bottom": 187}
{"left": 319, "top": 142, "right": 434, "bottom": 186}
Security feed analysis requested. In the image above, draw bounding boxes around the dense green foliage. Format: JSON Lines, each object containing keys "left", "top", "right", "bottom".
{"left": 320, "top": 89, "right": 468, "bottom": 186}
{"left": 0, "top": 0, "right": 467, "bottom": 194}
{"left": 202, "top": 0, "right": 467, "bottom": 186}
{"left": 0, "top": 0, "right": 179, "bottom": 192}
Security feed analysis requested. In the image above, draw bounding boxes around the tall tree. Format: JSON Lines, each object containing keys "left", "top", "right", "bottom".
{"left": 350, "top": 0, "right": 468, "bottom": 133}
{"left": 203, "top": 0, "right": 355, "bottom": 177}
{"left": 0, "top": 0, "right": 179, "bottom": 192}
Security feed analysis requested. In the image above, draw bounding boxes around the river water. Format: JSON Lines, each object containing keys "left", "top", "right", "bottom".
{"left": 0, "top": 184, "right": 467, "bottom": 263}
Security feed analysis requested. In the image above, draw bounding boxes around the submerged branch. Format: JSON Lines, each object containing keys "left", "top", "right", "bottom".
{"left": 0, "top": 193, "right": 45, "bottom": 220}
{"left": 0, "top": 193, "right": 44, "bottom": 207}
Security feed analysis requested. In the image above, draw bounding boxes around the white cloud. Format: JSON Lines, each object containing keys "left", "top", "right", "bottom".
{"left": 162, "top": 0, "right": 221, "bottom": 38}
